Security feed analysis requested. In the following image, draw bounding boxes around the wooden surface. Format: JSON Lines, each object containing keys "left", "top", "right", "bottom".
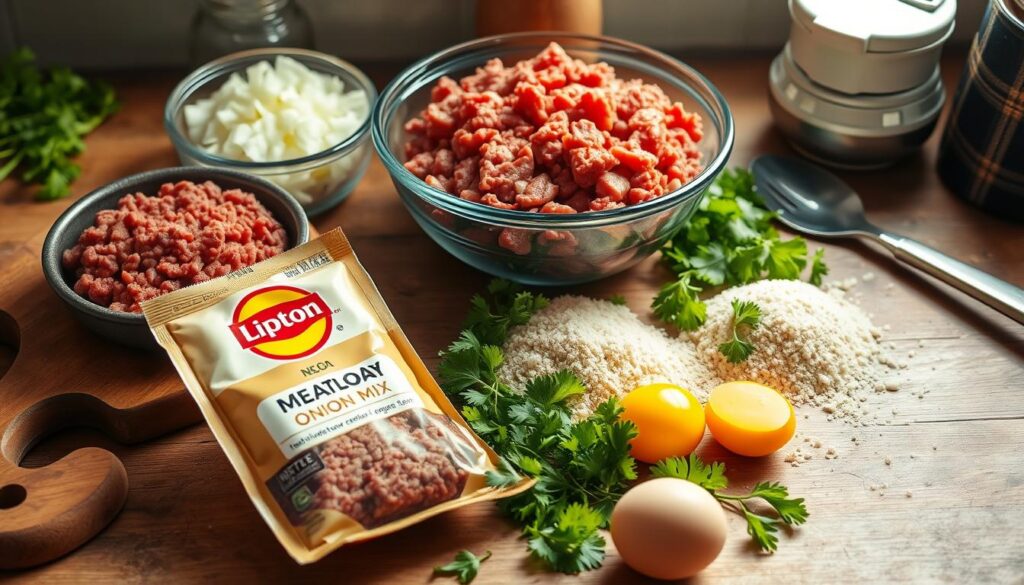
{"left": 0, "top": 195, "right": 201, "bottom": 567}
{"left": 0, "top": 54, "right": 1022, "bottom": 583}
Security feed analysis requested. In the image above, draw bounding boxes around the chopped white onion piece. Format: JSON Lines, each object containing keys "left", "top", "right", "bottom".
{"left": 182, "top": 55, "right": 369, "bottom": 206}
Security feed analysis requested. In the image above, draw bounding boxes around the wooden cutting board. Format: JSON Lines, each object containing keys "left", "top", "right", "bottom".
{"left": 0, "top": 188, "right": 317, "bottom": 569}
{"left": 0, "top": 229, "right": 199, "bottom": 568}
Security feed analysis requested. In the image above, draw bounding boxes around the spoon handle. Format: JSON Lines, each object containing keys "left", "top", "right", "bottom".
{"left": 876, "top": 233, "right": 1024, "bottom": 324}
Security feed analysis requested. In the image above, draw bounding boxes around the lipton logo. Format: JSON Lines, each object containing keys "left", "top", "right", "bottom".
{"left": 229, "top": 285, "right": 333, "bottom": 360}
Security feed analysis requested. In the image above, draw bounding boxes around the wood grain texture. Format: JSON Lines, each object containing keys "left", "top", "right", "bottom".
{"left": 0, "top": 54, "right": 1022, "bottom": 583}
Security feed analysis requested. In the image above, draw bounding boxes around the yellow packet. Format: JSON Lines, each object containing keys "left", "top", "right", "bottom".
{"left": 142, "top": 228, "right": 531, "bottom": 564}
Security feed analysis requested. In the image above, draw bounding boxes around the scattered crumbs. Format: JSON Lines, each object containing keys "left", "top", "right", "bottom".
{"left": 784, "top": 451, "right": 801, "bottom": 467}
{"left": 828, "top": 276, "right": 860, "bottom": 291}
{"left": 918, "top": 339, "right": 925, "bottom": 348}
{"left": 883, "top": 324, "right": 892, "bottom": 332}
{"left": 932, "top": 445, "right": 938, "bottom": 451}
{"left": 885, "top": 382, "right": 900, "bottom": 392}
{"left": 908, "top": 350, "right": 916, "bottom": 358}
{"left": 892, "top": 408, "right": 899, "bottom": 415}
{"left": 909, "top": 454, "right": 917, "bottom": 459}
{"left": 688, "top": 280, "right": 889, "bottom": 426}
{"left": 825, "top": 447, "right": 838, "bottom": 459}
{"left": 884, "top": 455, "right": 893, "bottom": 466}
{"left": 905, "top": 490, "right": 913, "bottom": 498}
{"left": 862, "top": 271, "right": 876, "bottom": 282}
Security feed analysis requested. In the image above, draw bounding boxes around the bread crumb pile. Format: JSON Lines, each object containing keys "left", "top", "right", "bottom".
{"left": 499, "top": 280, "right": 890, "bottom": 424}
{"left": 498, "top": 296, "right": 718, "bottom": 418}
{"left": 689, "top": 280, "right": 884, "bottom": 424}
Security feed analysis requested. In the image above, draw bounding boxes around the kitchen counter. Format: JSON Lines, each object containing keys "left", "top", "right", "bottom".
{"left": 0, "top": 53, "right": 1022, "bottom": 584}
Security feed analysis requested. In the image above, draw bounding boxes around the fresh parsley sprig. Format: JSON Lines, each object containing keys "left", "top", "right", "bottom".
{"left": 437, "top": 280, "right": 638, "bottom": 574}
{"left": 434, "top": 550, "right": 491, "bottom": 584}
{"left": 652, "top": 454, "right": 808, "bottom": 552}
{"left": 0, "top": 48, "right": 118, "bottom": 200}
{"left": 718, "top": 299, "right": 762, "bottom": 363}
{"left": 652, "top": 169, "right": 827, "bottom": 331}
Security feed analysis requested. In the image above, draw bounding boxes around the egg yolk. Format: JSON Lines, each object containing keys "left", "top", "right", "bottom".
{"left": 705, "top": 381, "right": 796, "bottom": 457}
{"left": 621, "top": 383, "right": 705, "bottom": 464}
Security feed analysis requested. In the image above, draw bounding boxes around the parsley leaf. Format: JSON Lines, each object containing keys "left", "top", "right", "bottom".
{"left": 740, "top": 503, "right": 781, "bottom": 552}
{"left": 525, "top": 371, "right": 586, "bottom": 408}
{"left": 0, "top": 48, "right": 118, "bottom": 200}
{"left": 607, "top": 294, "right": 627, "bottom": 306}
{"left": 655, "top": 454, "right": 808, "bottom": 553}
{"left": 718, "top": 299, "right": 762, "bottom": 363}
{"left": 652, "top": 273, "right": 707, "bottom": 330}
{"left": 434, "top": 550, "right": 492, "bottom": 584}
{"left": 748, "top": 482, "right": 809, "bottom": 525}
{"left": 652, "top": 168, "right": 824, "bottom": 330}
{"left": 764, "top": 237, "right": 808, "bottom": 280}
{"left": 809, "top": 248, "right": 829, "bottom": 286}
{"left": 651, "top": 454, "right": 728, "bottom": 491}
{"left": 527, "top": 503, "right": 606, "bottom": 573}
{"left": 438, "top": 280, "right": 639, "bottom": 575}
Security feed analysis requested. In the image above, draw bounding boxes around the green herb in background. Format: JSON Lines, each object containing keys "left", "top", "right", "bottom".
{"left": 607, "top": 294, "right": 627, "bottom": 306}
{"left": 809, "top": 248, "right": 829, "bottom": 286}
{"left": 652, "top": 169, "right": 828, "bottom": 330}
{"left": 438, "top": 281, "right": 638, "bottom": 574}
{"left": 0, "top": 48, "right": 118, "bottom": 200}
{"left": 434, "top": 550, "right": 492, "bottom": 584}
{"left": 652, "top": 454, "right": 808, "bottom": 552}
{"left": 718, "top": 299, "right": 762, "bottom": 363}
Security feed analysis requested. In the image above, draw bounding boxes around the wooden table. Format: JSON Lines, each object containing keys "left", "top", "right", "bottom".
{"left": 1, "top": 54, "right": 1021, "bottom": 584}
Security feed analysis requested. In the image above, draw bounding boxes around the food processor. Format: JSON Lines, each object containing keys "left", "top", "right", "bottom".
{"left": 769, "top": 0, "right": 956, "bottom": 169}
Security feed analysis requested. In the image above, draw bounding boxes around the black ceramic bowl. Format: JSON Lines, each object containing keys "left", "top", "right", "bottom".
{"left": 41, "top": 167, "right": 309, "bottom": 350}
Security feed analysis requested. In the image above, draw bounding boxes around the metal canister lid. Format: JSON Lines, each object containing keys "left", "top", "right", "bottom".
{"left": 791, "top": 0, "right": 956, "bottom": 53}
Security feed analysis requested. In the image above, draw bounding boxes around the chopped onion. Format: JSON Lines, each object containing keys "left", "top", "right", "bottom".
{"left": 183, "top": 56, "right": 369, "bottom": 205}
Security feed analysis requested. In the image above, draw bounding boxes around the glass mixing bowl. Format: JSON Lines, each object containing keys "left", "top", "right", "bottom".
{"left": 165, "top": 48, "right": 376, "bottom": 217}
{"left": 372, "top": 33, "right": 733, "bottom": 285}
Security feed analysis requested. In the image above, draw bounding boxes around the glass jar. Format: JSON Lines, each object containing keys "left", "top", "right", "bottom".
{"left": 189, "top": 0, "right": 314, "bottom": 65}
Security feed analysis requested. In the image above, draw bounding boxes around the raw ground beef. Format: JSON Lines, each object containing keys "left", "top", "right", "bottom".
{"left": 403, "top": 42, "right": 704, "bottom": 224}
{"left": 62, "top": 180, "right": 288, "bottom": 313}
{"left": 311, "top": 409, "right": 474, "bottom": 528}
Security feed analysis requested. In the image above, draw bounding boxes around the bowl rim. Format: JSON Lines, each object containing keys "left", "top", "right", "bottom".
{"left": 371, "top": 31, "right": 734, "bottom": 228}
{"left": 41, "top": 166, "right": 310, "bottom": 325}
{"left": 164, "top": 47, "right": 378, "bottom": 171}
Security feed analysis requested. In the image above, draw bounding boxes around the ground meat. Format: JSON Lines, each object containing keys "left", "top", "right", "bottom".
{"left": 311, "top": 409, "right": 473, "bottom": 528}
{"left": 403, "top": 42, "right": 704, "bottom": 214}
{"left": 62, "top": 180, "right": 288, "bottom": 313}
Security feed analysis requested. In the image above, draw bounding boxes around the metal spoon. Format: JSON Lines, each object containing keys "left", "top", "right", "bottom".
{"left": 750, "top": 155, "right": 1024, "bottom": 324}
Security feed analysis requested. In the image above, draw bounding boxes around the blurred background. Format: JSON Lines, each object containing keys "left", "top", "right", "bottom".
{"left": 0, "top": 0, "right": 989, "bottom": 68}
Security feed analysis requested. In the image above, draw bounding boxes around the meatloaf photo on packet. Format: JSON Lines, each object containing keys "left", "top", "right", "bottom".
{"left": 311, "top": 408, "right": 479, "bottom": 528}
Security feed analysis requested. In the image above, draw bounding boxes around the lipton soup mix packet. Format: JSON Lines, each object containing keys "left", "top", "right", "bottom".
{"left": 142, "top": 228, "right": 531, "bottom": 563}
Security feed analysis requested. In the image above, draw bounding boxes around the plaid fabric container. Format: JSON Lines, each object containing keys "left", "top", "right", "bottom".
{"left": 938, "top": 0, "right": 1024, "bottom": 222}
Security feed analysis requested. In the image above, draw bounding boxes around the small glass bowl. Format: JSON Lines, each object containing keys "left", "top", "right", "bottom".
{"left": 165, "top": 47, "right": 377, "bottom": 217}
{"left": 372, "top": 33, "right": 734, "bottom": 285}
